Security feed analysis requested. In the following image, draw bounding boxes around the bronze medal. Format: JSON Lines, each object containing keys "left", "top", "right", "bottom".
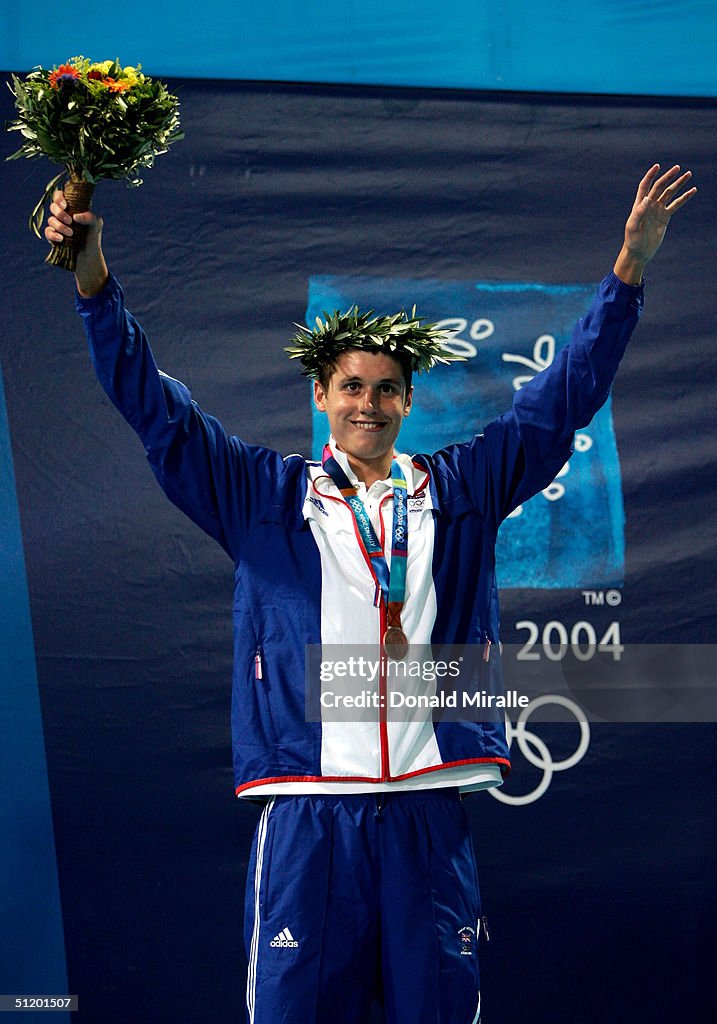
{"left": 383, "top": 626, "right": 409, "bottom": 661}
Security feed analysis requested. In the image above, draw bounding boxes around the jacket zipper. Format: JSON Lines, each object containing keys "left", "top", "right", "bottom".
{"left": 376, "top": 491, "right": 393, "bottom": 782}
{"left": 379, "top": 600, "right": 390, "bottom": 781}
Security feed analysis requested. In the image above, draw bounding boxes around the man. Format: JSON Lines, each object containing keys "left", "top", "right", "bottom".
{"left": 46, "top": 163, "right": 695, "bottom": 1024}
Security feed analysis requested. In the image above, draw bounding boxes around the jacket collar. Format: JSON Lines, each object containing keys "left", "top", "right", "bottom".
{"left": 325, "top": 436, "right": 431, "bottom": 500}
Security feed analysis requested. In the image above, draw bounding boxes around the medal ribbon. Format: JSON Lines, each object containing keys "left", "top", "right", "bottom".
{"left": 321, "top": 444, "right": 408, "bottom": 629}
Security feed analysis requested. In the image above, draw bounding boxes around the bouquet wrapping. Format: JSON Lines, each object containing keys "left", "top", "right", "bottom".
{"left": 6, "top": 57, "right": 183, "bottom": 270}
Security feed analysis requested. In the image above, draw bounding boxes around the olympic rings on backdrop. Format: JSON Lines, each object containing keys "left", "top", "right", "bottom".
{"left": 488, "top": 695, "right": 590, "bottom": 806}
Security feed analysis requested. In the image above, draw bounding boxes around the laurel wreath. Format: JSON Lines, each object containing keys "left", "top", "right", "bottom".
{"left": 285, "top": 306, "right": 463, "bottom": 378}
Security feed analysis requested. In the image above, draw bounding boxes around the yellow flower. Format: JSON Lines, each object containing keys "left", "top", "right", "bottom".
{"left": 121, "top": 66, "right": 139, "bottom": 87}
{"left": 89, "top": 60, "right": 113, "bottom": 74}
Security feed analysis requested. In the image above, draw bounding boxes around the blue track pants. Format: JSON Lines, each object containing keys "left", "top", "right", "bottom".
{"left": 244, "top": 788, "right": 483, "bottom": 1024}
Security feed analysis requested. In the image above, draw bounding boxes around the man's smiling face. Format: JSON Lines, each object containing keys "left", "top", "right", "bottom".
{"left": 313, "top": 348, "right": 413, "bottom": 485}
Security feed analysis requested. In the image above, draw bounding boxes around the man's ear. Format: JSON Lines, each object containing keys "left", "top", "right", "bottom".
{"left": 403, "top": 386, "right": 413, "bottom": 417}
{"left": 313, "top": 379, "right": 327, "bottom": 412}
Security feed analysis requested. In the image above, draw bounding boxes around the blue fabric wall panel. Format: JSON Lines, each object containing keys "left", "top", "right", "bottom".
{"left": 2, "top": 1, "right": 716, "bottom": 95}
{"left": 1, "top": 79, "right": 715, "bottom": 1022}
{"left": 0, "top": 372, "right": 69, "bottom": 1019}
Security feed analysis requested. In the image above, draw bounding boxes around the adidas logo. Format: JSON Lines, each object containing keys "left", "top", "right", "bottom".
{"left": 270, "top": 927, "right": 299, "bottom": 948}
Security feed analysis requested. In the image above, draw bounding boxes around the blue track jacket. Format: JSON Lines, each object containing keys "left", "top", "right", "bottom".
{"left": 77, "top": 272, "right": 643, "bottom": 799}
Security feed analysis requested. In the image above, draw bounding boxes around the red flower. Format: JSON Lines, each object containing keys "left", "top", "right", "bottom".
{"left": 48, "top": 63, "right": 80, "bottom": 89}
{"left": 87, "top": 70, "right": 104, "bottom": 81}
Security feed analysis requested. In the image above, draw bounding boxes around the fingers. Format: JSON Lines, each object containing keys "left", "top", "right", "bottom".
{"left": 648, "top": 164, "right": 694, "bottom": 203}
{"left": 665, "top": 184, "right": 698, "bottom": 213}
{"left": 44, "top": 189, "right": 101, "bottom": 244}
{"left": 657, "top": 168, "right": 696, "bottom": 209}
{"left": 646, "top": 163, "right": 675, "bottom": 198}
{"left": 45, "top": 189, "right": 73, "bottom": 243}
{"left": 635, "top": 163, "right": 697, "bottom": 217}
{"left": 654, "top": 165, "right": 686, "bottom": 195}
{"left": 635, "top": 163, "right": 661, "bottom": 203}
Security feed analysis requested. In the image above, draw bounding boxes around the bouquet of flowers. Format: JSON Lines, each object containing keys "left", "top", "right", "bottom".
{"left": 6, "top": 56, "right": 184, "bottom": 270}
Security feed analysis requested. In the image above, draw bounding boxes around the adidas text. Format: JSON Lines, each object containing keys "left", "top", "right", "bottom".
{"left": 270, "top": 927, "right": 298, "bottom": 948}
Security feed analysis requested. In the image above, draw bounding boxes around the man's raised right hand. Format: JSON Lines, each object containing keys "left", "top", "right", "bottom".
{"left": 45, "top": 190, "right": 109, "bottom": 297}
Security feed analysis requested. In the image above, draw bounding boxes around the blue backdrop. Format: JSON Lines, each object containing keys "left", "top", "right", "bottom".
{"left": 308, "top": 275, "right": 622, "bottom": 588}
{"left": 1, "top": 70, "right": 716, "bottom": 1024}
{"left": 2, "top": 0, "right": 717, "bottom": 95}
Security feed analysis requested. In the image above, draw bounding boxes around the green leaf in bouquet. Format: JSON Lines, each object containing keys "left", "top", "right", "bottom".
{"left": 29, "top": 170, "right": 65, "bottom": 238}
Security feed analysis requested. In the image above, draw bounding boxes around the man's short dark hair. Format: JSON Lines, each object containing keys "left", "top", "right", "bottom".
{"left": 317, "top": 346, "right": 413, "bottom": 394}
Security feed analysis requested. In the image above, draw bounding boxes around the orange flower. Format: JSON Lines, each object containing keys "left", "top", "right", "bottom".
{"left": 48, "top": 63, "right": 80, "bottom": 89}
{"left": 103, "top": 77, "right": 131, "bottom": 93}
